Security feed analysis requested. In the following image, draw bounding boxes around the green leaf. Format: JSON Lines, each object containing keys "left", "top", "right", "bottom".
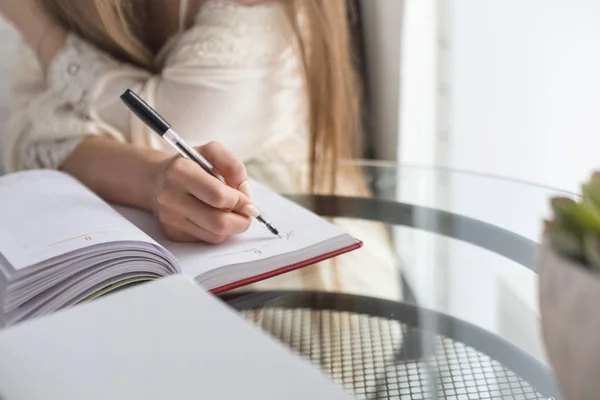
{"left": 583, "top": 232, "right": 600, "bottom": 270}
{"left": 586, "top": 179, "right": 600, "bottom": 210}
{"left": 551, "top": 197, "right": 600, "bottom": 234}
{"left": 581, "top": 184, "right": 600, "bottom": 216}
{"left": 551, "top": 197, "right": 578, "bottom": 228}
{"left": 544, "top": 220, "right": 585, "bottom": 261}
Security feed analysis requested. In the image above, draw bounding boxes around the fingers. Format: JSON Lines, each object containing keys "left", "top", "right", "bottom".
{"left": 155, "top": 189, "right": 252, "bottom": 243}
{"left": 167, "top": 157, "right": 257, "bottom": 216}
{"left": 234, "top": 0, "right": 273, "bottom": 7}
{"left": 197, "top": 141, "right": 252, "bottom": 199}
{"left": 160, "top": 225, "right": 198, "bottom": 243}
{"left": 153, "top": 141, "right": 260, "bottom": 245}
{"left": 160, "top": 216, "right": 230, "bottom": 244}
{"left": 164, "top": 191, "right": 252, "bottom": 236}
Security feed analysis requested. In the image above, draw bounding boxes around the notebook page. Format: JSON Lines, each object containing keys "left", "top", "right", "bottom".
{"left": 115, "top": 180, "right": 349, "bottom": 279}
{"left": 0, "top": 171, "right": 159, "bottom": 272}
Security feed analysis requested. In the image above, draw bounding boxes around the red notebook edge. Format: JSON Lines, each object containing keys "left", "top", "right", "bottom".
{"left": 209, "top": 240, "right": 364, "bottom": 295}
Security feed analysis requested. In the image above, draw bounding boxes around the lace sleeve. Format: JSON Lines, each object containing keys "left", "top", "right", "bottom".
{"left": 3, "top": 35, "right": 149, "bottom": 172}
{"left": 46, "top": 34, "right": 150, "bottom": 133}
{"left": 47, "top": 35, "right": 118, "bottom": 114}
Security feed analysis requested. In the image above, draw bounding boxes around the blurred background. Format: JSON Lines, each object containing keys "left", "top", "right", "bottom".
{"left": 356, "top": 0, "right": 600, "bottom": 193}
{"left": 360, "top": 0, "right": 600, "bottom": 363}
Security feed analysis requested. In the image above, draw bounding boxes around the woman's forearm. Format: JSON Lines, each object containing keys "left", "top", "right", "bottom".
{"left": 60, "top": 137, "right": 172, "bottom": 210}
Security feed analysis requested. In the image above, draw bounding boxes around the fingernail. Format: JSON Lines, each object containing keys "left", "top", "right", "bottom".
{"left": 238, "top": 181, "right": 253, "bottom": 199}
{"left": 242, "top": 204, "right": 261, "bottom": 218}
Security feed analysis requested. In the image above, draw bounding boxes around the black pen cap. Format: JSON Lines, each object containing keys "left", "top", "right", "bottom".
{"left": 120, "top": 89, "right": 171, "bottom": 136}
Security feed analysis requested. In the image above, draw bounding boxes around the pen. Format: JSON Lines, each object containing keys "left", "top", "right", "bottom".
{"left": 120, "top": 89, "right": 281, "bottom": 238}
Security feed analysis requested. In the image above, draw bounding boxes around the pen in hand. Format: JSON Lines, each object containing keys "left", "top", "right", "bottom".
{"left": 120, "top": 89, "right": 281, "bottom": 238}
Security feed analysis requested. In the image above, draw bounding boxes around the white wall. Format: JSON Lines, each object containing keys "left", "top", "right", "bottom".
{"left": 448, "top": 0, "right": 600, "bottom": 194}
{"left": 398, "top": 0, "right": 443, "bottom": 168}
{"left": 396, "top": 0, "right": 600, "bottom": 363}
{"left": 400, "top": 0, "right": 600, "bottom": 194}
{"left": 440, "top": 0, "right": 600, "bottom": 364}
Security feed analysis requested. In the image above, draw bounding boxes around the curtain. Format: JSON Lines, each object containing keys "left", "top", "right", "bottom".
{"left": 347, "top": 0, "right": 372, "bottom": 159}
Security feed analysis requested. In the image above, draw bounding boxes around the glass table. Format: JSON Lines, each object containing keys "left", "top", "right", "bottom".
{"left": 219, "top": 161, "right": 569, "bottom": 400}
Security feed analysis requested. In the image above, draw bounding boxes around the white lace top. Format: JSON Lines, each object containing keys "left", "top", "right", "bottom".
{"left": 1, "top": 0, "right": 400, "bottom": 300}
{"left": 2, "top": 0, "right": 309, "bottom": 193}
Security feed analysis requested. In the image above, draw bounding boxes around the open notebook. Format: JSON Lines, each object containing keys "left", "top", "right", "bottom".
{"left": 0, "top": 170, "right": 361, "bottom": 326}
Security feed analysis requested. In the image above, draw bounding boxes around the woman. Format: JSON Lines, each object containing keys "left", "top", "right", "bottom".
{"left": 0, "top": 0, "right": 399, "bottom": 299}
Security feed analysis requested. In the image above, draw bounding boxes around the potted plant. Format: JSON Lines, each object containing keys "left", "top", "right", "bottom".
{"left": 539, "top": 172, "right": 600, "bottom": 400}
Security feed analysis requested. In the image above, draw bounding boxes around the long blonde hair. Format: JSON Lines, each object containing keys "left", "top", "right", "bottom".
{"left": 41, "top": 0, "right": 362, "bottom": 194}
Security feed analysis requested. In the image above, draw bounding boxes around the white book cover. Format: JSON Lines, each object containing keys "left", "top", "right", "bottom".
{"left": 0, "top": 276, "right": 353, "bottom": 400}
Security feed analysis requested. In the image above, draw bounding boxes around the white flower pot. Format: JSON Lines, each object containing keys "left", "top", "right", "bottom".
{"left": 538, "top": 238, "right": 600, "bottom": 400}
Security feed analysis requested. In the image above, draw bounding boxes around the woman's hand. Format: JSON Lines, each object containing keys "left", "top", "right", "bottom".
{"left": 61, "top": 137, "right": 256, "bottom": 245}
{"left": 235, "top": 0, "right": 275, "bottom": 5}
{"left": 152, "top": 141, "right": 258, "bottom": 243}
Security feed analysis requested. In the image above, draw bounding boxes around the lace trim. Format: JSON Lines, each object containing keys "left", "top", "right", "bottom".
{"left": 195, "top": 0, "right": 285, "bottom": 26}
{"left": 165, "top": 0, "right": 290, "bottom": 68}
{"left": 46, "top": 34, "right": 121, "bottom": 114}
{"left": 13, "top": 34, "right": 128, "bottom": 170}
